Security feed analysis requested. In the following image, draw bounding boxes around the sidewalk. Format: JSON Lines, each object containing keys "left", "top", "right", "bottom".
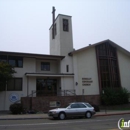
{"left": 0, "top": 110, "right": 130, "bottom": 120}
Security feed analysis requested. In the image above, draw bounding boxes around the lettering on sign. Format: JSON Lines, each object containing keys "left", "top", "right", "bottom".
{"left": 82, "top": 78, "right": 93, "bottom": 86}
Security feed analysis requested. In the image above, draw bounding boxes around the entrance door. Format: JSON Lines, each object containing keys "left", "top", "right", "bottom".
{"left": 36, "top": 79, "right": 57, "bottom": 96}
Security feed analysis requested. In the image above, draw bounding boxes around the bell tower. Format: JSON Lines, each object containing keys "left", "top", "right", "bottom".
{"left": 49, "top": 7, "right": 73, "bottom": 56}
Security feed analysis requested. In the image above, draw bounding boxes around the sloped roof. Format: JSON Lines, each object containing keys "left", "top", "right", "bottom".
{"left": 0, "top": 51, "right": 65, "bottom": 60}
{"left": 70, "top": 39, "right": 130, "bottom": 56}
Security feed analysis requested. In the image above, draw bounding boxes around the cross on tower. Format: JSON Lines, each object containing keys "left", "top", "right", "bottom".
{"left": 52, "top": 6, "right": 56, "bottom": 39}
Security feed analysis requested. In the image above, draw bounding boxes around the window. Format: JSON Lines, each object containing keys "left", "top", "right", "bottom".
{"left": 71, "top": 104, "right": 79, "bottom": 108}
{"left": 78, "top": 103, "right": 86, "bottom": 108}
{"left": 71, "top": 103, "right": 86, "bottom": 108}
{"left": 54, "top": 23, "right": 56, "bottom": 35}
{"left": 52, "top": 28, "right": 54, "bottom": 39}
{"left": 66, "top": 65, "right": 69, "bottom": 72}
{"left": 8, "top": 56, "right": 23, "bottom": 67}
{"left": 0, "top": 81, "right": 6, "bottom": 91}
{"left": 7, "top": 78, "right": 22, "bottom": 91}
{"left": 0, "top": 55, "right": 23, "bottom": 67}
{"left": 96, "top": 42, "right": 120, "bottom": 89}
{"left": 63, "top": 19, "right": 69, "bottom": 31}
{"left": 0, "top": 55, "right": 7, "bottom": 62}
{"left": 85, "top": 103, "right": 92, "bottom": 108}
{"left": 52, "top": 23, "right": 57, "bottom": 39}
{"left": 41, "top": 62, "right": 50, "bottom": 71}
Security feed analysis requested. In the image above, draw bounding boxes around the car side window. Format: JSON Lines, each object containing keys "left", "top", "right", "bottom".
{"left": 78, "top": 103, "right": 86, "bottom": 108}
{"left": 85, "top": 103, "right": 92, "bottom": 108}
{"left": 71, "top": 104, "right": 79, "bottom": 108}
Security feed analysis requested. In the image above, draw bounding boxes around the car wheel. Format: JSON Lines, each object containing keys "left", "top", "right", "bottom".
{"left": 58, "top": 112, "right": 66, "bottom": 120}
{"left": 85, "top": 112, "right": 92, "bottom": 118}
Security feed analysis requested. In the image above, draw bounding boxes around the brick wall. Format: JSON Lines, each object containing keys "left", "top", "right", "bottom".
{"left": 21, "top": 95, "right": 100, "bottom": 112}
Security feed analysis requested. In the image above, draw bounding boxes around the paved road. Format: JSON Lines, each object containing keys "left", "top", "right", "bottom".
{"left": 0, "top": 114, "right": 130, "bottom": 130}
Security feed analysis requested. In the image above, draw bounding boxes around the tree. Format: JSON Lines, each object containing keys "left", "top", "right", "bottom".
{"left": 0, "top": 62, "right": 16, "bottom": 91}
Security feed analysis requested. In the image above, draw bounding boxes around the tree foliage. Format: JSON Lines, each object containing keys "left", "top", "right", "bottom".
{"left": 0, "top": 62, "right": 16, "bottom": 91}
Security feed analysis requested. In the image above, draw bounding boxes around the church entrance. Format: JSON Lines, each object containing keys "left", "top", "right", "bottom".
{"left": 36, "top": 78, "right": 57, "bottom": 96}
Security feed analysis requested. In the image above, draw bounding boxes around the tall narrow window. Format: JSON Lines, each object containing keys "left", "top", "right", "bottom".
{"left": 63, "top": 19, "right": 69, "bottom": 31}
{"left": 96, "top": 42, "right": 120, "bottom": 89}
{"left": 66, "top": 65, "right": 69, "bottom": 72}
{"left": 52, "top": 23, "right": 57, "bottom": 39}
{"left": 52, "top": 28, "right": 54, "bottom": 39}
{"left": 54, "top": 23, "right": 56, "bottom": 35}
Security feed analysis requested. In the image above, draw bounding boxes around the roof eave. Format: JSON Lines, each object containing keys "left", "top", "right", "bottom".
{"left": 70, "top": 39, "right": 130, "bottom": 56}
{"left": 0, "top": 51, "right": 65, "bottom": 60}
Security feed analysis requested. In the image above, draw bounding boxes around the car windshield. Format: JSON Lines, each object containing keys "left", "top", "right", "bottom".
{"left": 85, "top": 103, "right": 92, "bottom": 108}
{"left": 65, "top": 104, "right": 71, "bottom": 108}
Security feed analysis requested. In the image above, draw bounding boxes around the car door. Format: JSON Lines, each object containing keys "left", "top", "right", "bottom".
{"left": 76, "top": 103, "right": 87, "bottom": 116}
{"left": 65, "top": 104, "right": 79, "bottom": 117}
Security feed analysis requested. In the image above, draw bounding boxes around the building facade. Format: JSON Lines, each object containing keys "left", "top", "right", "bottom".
{"left": 0, "top": 14, "right": 130, "bottom": 110}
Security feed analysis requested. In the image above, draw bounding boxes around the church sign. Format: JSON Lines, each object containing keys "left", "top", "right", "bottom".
{"left": 82, "top": 78, "right": 93, "bottom": 86}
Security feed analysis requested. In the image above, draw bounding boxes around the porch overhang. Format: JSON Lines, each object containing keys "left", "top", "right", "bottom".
{"left": 25, "top": 73, "right": 74, "bottom": 77}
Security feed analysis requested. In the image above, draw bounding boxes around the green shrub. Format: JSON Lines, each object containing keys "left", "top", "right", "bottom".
{"left": 10, "top": 103, "right": 23, "bottom": 114}
{"left": 101, "top": 87, "right": 129, "bottom": 105}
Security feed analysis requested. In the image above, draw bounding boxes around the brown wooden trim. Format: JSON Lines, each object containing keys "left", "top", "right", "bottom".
{"left": 115, "top": 48, "right": 121, "bottom": 87}
{"left": 95, "top": 42, "right": 121, "bottom": 89}
{"left": 95, "top": 46, "right": 102, "bottom": 94}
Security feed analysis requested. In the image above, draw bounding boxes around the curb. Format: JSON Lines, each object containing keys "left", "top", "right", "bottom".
{"left": 0, "top": 112, "right": 130, "bottom": 120}
{"left": 95, "top": 112, "right": 130, "bottom": 117}
{"left": 0, "top": 117, "right": 48, "bottom": 120}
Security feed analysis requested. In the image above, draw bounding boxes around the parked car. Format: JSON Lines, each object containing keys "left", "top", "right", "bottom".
{"left": 48, "top": 102, "right": 96, "bottom": 120}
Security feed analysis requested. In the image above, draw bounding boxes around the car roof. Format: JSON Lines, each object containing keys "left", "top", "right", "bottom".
{"left": 70, "top": 102, "right": 89, "bottom": 104}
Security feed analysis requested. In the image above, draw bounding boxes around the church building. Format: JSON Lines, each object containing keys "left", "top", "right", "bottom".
{"left": 0, "top": 7, "right": 130, "bottom": 110}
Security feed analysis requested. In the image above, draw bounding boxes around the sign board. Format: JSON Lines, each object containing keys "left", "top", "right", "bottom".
{"left": 50, "top": 101, "right": 60, "bottom": 107}
{"left": 9, "top": 93, "right": 19, "bottom": 103}
{"left": 82, "top": 78, "right": 93, "bottom": 86}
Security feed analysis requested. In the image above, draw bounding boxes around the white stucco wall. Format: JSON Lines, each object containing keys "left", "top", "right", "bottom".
{"left": 4, "top": 91, "right": 25, "bottom": 111}
{"left": 0, "top": 57, "right": 36, "bottom": 110}
{"left": 14, "top": 57, "right": 36, "bottom": 96}
{"left": 50, "top": 16, "right": 61, "bottom": 55}
{"left": 49, "top": 15, "right": 74, "bottom": 93}
{"left": 60, "top": 56, "right": 73, "bottom": 73}
{"left": 27, "top": 76, "right": 36, "bottom": 96}
{"left": 61, "top": 76, "right": 74, "bottom": 91}
{"left": 50, "top": 15, "right": 73, "bottom": 56}
{"left": 117, "top": 50, "right": 130, "bottom": 92}
{"left": 73, "top": 47, "right": 99, "bottom": 95}
{"left": 36, "top": 59, "right": 59, "bottom": 73}
{"left": 59, "top": 15, "right": 73, "bottom": 56}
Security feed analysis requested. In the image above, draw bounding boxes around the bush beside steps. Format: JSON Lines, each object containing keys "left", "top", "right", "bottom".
{"left": 10, "top": 103, "right": 36, "bottom": 114}
{"left": 10, "top": 103, "right": 23, "bottom": 114}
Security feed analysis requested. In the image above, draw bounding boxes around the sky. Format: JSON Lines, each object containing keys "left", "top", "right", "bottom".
{"left": 0, "top": 0, "right": 130, "bottom": 54}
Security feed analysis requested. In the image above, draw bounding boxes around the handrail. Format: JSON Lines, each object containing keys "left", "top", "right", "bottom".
{"left": 14, "top": 89, "right": 76, "bottom": 104}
